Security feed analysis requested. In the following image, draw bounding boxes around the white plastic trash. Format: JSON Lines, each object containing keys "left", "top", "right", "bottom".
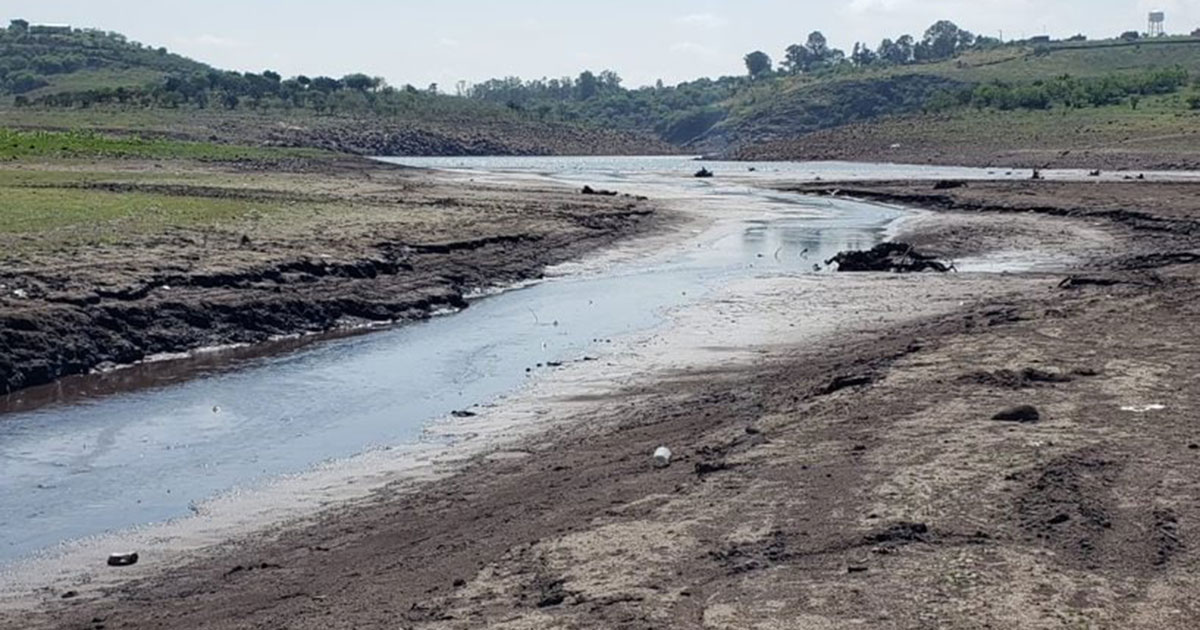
{"left": 653, "top": 446, "right": 673, "bottom": 469}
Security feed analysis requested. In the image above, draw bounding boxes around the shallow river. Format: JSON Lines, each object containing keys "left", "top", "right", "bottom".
{"left": 0, "top": 156, "right": 1160, "bottom": 565}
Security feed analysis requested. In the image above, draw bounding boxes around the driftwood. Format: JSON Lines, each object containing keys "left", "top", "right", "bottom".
{"left": 825, "top": 242, "right": 953, "bottom": 273}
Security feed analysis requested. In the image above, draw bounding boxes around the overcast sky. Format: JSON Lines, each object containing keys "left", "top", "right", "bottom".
{"left": 7, "top": 1, "right": 1198, "bottom": 89}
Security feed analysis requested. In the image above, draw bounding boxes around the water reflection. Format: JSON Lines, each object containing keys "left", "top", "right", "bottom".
{"left": 0, "top": 158, "right": 909, "bottom": 563}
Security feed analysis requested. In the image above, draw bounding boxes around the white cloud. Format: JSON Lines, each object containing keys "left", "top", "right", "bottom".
{"left": 676, "top": 13, "right": 728, "bottom": 29}
{"left": 438, "top": 37, "right": 461, "bottom": 48}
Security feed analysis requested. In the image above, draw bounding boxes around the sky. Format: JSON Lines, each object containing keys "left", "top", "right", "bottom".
{"left": 6, "top": 1, "right": 1199, "bottom": 90}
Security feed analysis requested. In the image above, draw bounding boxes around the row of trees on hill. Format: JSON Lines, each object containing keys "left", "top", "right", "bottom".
{"left": 927, "top": 67, "right": 1191, "bottom": 112}
{"left": 1, "top": 18, "right": 206, "bottom": 95}
{"left": 19, "top": 68, "right": 449, "bottom": 113}
{"left": 744, "top": 20, "right": 997, "bottom": 77}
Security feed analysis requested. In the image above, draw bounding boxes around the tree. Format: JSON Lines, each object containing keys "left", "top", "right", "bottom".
{"left": 895, "top": 35, "right": 915, "bottom": 63}
{"left": 310, "top": 76, "right": 341, "bottom": 93}
{"left": 805, "top": 31, "right": 830, "bottom": 59}
{"left": 599, "top": 70, "right": 622, "bottom": 90}
{"left": 922, "top": 20, "right": 973, "bottom": 61}
{"left": 9, "top": 19, "right": 29, "bottom": 35}
{"left": 262, "top": 70, "right": 281, "bottom": 83}
{"left": 342, "top": 73, "right": 377, "bottom": 91}
{"left": 851, "top": 42, "right": 877, "bottom": 66}
{"left": 577, "top": 71, "right": 598, "bottom": 99}
{"left": 744, "top": 51, "right": 772, "bottom": 77}
{"left": 782, "top": 44, "right": 813, "bottom": 74}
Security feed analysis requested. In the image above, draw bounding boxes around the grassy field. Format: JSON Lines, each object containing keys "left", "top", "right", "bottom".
{"left": 0, "top": 129, "right": 349, "bottom": 254}
{"left": 0, "top": 128, "right": 331, "bottom": 160}
{"left": 21, "top": 67, "right": 166, "bottom": 100}
{"left": 0, "top": 181, "right": 307, "bottom": 236}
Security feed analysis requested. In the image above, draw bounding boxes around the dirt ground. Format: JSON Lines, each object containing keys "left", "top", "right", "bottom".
{"left": 732, "top": 114, "right": 1200, "bottom": 171}
{"left": 0, "top": 157, "right": 666, "bottom": 395}
{"left": 5, "top": 178, "right": 1200, "bottom": 629}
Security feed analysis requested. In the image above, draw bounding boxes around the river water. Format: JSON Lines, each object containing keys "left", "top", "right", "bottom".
{"left": 0, "top": 156, "right": 1160, "bottom": 566}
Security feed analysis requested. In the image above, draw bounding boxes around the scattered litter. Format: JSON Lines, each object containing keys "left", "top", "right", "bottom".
{"left": 1121, "top": 404, "right": 1165, "bottom": 413}
{"left": 212, "top": 406, "right": 220, "bottom": 413}
{"left": 653, "top": 446, "right": 673, "bottom": 468}
{"left": 12, "top": 288, "right": 28, "bottom": 299}
{"left": 107, "top": 552, "right": 139, "bottom": 567}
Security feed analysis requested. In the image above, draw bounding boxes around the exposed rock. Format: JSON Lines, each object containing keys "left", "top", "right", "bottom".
{"left": 826, "top": 242, "right": 952, "bottom": 273}
{"left": 992, "top": 405, "right": 1041, "bottom": 423}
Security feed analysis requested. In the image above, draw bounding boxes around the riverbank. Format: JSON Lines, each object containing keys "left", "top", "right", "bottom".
{"left": 732, "top": 108, "right": 1200, "bottom": 171}
{"left": 7, "top": 175, "right": 1199, "bottom": 628}
{"left": 0, "top": 155, "right": 666, "bottom": 396}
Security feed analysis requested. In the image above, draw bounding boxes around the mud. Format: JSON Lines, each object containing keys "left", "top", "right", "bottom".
{"left": 826, "top": 241, "right": 952, "bottom": 273}
{"left": 0, "top": 158, "right": 665, "bottom": 394}
{"left": 6, "top": 177, "right": 1200, "bottom": 628}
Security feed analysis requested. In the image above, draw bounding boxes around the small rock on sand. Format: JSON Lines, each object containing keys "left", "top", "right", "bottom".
{"left": 992, "top": 405, "right": 1041, "bottom": 423}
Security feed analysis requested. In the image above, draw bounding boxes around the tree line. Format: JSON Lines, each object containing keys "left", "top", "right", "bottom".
{"left": 743, "top": 20, "right": 996, "bottom": 77}
{"left": 926, "top": 67, "right": 1191, "bottom": 112}
{"left": 1, "top": 18, "right": 206, "bottom": 95}
{"left": 21, "top": 68, "right": 416, "bottom": 112}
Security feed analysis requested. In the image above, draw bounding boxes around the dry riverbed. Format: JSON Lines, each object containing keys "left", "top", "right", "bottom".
{"left": 0, "top": 157, "right": 666, "bottom": 396}
{"left": 4, "top": 177, "right": 1200, "bottom": 629}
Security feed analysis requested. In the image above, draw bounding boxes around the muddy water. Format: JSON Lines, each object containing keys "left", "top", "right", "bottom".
{"left": 0, "top": 157, "right": 1103, "bottom": 564}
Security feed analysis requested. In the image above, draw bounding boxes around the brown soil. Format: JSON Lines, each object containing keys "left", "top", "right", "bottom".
{"left": 6, "top": 179, "right": 1200, "bottom": 629}
{"left": 0, "top": 158, "right": 667, "bottom": 395}
{"left": 733, "top": 116, "right": 1200, "bottom": 171}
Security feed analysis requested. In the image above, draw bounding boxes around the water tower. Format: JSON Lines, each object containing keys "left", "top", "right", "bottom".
{"left": 1149, "top": 11, "right": 1165, "bottom": 37}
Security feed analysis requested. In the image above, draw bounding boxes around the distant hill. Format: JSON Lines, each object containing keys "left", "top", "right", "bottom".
{"left": 0, "top": 19, "right": 210, "bottom": 98}
{"left": 2, "top": 16, "right": 1198, "bottom": 161}
{"left": 691, "top": 36, "right": 1200, "bottom": 153}
{"left": 0, "top": 18, "right": 674, "bottom": 156}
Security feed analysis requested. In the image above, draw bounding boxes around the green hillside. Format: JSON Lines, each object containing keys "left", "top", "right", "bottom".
{"left": 2, "top": 16, "right": 1198, "bottom": 159}
{"left": 693, "top": 36, "right": 1200, "bottom": 152}
{"left": 0, "top": 19, "right": 209, "bottom": 97}
{"left": 0, "top": 18, "right": 672, "bottom": 156}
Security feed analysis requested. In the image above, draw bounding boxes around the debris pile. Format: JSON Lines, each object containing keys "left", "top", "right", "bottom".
{"left": 825, "top": 242, "right": 953, "bottom": 273}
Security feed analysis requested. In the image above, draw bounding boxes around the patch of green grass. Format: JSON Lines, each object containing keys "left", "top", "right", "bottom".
{"left": 852, "top": 93, "right": 1200, "bottom": 152}
{"left": 0, "top": 128, "right": 329, "bottom": 161}
{"left": 23, "top": 68, "right": 165, "bottom": 99}
{"left": 0, "top": 185, "right": 300, "bottom": 235}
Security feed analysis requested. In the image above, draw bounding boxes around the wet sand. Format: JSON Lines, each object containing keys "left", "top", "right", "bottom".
{"left": 0, "top": 158, "right": 666, "bottom": 397}
{"left": 5, "top": 177, "right": 1200, "bottom": 628}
